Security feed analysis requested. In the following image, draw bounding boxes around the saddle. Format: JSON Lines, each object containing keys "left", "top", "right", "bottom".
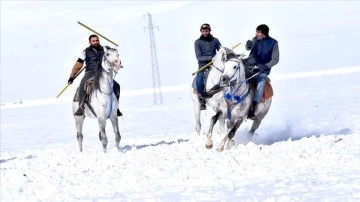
{"left": 250, "top": 78, "right": 274, "bottom": 102}
{"left": 72, "top": 77, "right": 95, "bottom": 102}
{"left": 191, "top": 69, "right": 211, "bottom": 92}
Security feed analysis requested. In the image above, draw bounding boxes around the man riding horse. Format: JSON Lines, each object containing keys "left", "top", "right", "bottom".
{"left": 244, "top": 24, "right": 280, "bottom": 119}
{"left": 194, "top": 23, "right": 222, "bottom": 110}
{"left": 67, "top": 34, "right": 122, "bottom": 116}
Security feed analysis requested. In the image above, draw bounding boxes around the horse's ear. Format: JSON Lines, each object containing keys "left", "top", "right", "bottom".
{"left": 104, "top": 45, "right": 110, "bottom": 50}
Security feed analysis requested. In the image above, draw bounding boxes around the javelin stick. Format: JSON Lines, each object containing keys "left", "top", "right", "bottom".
{"left": 78, "top": 21, "right": 119, "bottom": 47}
{"left": 56, "top": 66, "right": 85, "bottom": 98}
{"left": 191, "top": 42, "right": 241, "bottom": 76}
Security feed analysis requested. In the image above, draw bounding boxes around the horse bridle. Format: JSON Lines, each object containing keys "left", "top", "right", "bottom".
{"left": 211, "top": 52, "right": 227, "bottom": 73}
{"left": 102, "top": 50, "right": 121, "bottom": 74}
{"left": 226, "top": 58, "right": 242, "bottom": 82}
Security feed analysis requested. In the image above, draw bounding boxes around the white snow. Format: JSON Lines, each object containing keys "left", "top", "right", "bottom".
{"left": 1, "top": 1, "right": 360, "bottom": 201}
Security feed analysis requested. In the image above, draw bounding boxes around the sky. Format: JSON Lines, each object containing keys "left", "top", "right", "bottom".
{"left": 2, "top": 1, "right": 360, "bottom": 103}
{"left": 1, "top": 1, "right": 360, "bottom": 201}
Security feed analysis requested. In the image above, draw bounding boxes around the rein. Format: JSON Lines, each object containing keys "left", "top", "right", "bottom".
{"left": 222, "top": 58, "right": 250, "bottom": 119}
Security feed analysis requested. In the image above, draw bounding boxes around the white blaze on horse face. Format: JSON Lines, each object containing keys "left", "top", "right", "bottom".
{"left": 221, "top": 60, "right": 238, "bottom": 85}
{"left": 104, "top": 49, "right": 121, "bottom": 73}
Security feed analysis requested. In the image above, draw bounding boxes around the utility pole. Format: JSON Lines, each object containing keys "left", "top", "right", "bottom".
{"left": 144, "top": 13, "right": 163, "bottom": 104}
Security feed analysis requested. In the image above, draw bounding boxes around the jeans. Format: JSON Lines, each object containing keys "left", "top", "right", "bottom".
{"left": 196, "top": 70, "right": 205, "bottom": 95}
{"left": 252, "top": 72, "right": 268, "bottom": 103}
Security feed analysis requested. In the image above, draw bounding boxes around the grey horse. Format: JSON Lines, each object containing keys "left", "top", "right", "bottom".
{"left": 191, "top": 47, "right": 236, "bottom": 140}
{"left": 73, "top": 46, "right": 122, "bottom": 152}
{"left": 206, "top": 55, "right": 272, "bottom": 151}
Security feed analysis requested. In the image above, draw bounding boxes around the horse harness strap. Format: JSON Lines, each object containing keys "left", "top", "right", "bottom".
{"left": 211, "top": 64, "right": 224, "bottom": 73}
{"left": 225, "top": 88, "right": 250, "bottom": 120}
{"left": 224, "top": 67, "right": 250, "bottom": 120}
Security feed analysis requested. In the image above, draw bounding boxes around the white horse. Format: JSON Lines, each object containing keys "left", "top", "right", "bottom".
{"left": 191, "top": 47, "right": 235, "bottom": 138}
{"left": 207, "top": 55, "right": 272, "bottom": 151}
{"left": 73, "top": 46, "right": 122, "bottom": 152}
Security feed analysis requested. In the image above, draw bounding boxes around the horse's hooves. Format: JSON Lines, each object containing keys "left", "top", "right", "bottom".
{"left": 205, "top": 144, "right": 213, "bottom": 149}
{"left": 229, "top": 140, "right": 235, "bottom": 147}
{"left": 217, "top": 146, "right": 224, "bottom": 152}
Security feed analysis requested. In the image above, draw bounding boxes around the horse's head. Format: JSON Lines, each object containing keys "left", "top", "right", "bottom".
{"left": 211, "top": 46, "right": 228, "bottom": 71}
{"left": 102, "top": 46, "right": 122, "bottom": 73}
{"left": 220, "top": 54, "right": 246, "bottom": 85}
{"left": 211, "top": 46, "right": 240, "bottom": 72}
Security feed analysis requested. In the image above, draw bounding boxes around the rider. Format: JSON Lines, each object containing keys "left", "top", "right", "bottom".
{"left": 245, "top": 24, "right": 280, "bottom": 119}
{"left": 194, "top": 23, "right": 222, "bottom": 110}
{"left": 67, "top": 34, "right": 122, "bottom": 116}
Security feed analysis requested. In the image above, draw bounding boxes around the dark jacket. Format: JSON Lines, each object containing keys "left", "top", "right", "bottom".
{"left": 249, "top": 36, "right": 279, "bottom": 75}
{"left": 194, "top": 34, "right": 222, "bottom": 67}
{"left": 84, "top": 46, "right": 104, "bottom": 72}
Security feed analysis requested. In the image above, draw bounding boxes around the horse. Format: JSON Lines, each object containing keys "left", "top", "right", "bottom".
{"left": 191, "top": 47, "right": 236, "bottom": 138}
{"left": 206, "top": 55, "right": 272, "bottom": 151}
{"left": 72, "top": 46, "right": 122, "bottom": 152}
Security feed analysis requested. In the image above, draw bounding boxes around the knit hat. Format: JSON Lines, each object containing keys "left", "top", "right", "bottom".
{"left": 200, "top": 23, "right": 211, "bottom": 31}
{"left": 256, "top": 24, "right": 269, "bottom": 36}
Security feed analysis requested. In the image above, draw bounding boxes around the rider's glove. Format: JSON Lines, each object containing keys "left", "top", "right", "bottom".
{"left": 68, "top": 77, "right": 74, "bottom": 84}
{"left": 245, "top": 40, "right": 253, "bottom": 50}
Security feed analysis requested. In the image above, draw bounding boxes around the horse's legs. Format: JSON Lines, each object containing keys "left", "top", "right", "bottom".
{"left": 205, "top": 111, "right": 222, "bottom": 149}
{"left": 110, "top": 116, "right": 121, "bottom": 150}
{"left": 74, "top": 116, "right": 85, "bottom": 152}
{"left": 247, "top": 100, "right": 271, "bottom": 143}
{"left": 192, "top": 90, "right": 201, "bottom": 135}
{"left": 247, "top": 117, "right": 262, "bottom": 137}
{"left": 217, "top": 118, "right": 243, "bottom": 152}
{"left": 217, "top": 115, "right": 226, "bottom": 135}
{"left": 98, "top": 118, "right": 108, "bottom": 152}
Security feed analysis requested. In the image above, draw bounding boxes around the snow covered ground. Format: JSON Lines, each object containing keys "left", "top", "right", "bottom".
{"left": 1, "top": 67, "right": 360, "bottom": 201}
{"left": 2, "top": 1, "right": 360, "bottom": 201}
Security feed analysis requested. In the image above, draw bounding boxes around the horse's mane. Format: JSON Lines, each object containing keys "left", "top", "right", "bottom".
{"left": 94, "top": 57, "right": 103, "bottom": 91}
{"left": 93, "top": 47, "right": 118, "bottom": 91}
{"left": 223, "top": 47, "right": 235, "bottom": 55}
{"left": 222, "top": 47, "right": 241, "bottom": 60}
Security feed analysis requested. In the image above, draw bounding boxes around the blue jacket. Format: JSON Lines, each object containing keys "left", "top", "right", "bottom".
{"left": 249, "top": 36, "right": 279, "bottom": 75}
{"left": 194, "top": 34, "right": 222, "bottom": 67}
{"left": 85, "top": 46, "right": 104, "bottom": 72}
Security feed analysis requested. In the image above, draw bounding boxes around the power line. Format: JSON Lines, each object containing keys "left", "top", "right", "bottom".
{"left": 144, "top": 13, "right": 163, "bottom": 105}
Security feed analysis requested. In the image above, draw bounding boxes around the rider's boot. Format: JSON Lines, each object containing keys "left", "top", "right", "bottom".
{"left": 115, "top": 93, "right": 123, "bottom": 117}
{"left": 198, "top": 95, "right": 206, "bottom": 110}
{"left": 247, "top": 101, "right": 258, "bottom": 120}
{"left": 74, "top": 100, "right": 85, "bottom": 116}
